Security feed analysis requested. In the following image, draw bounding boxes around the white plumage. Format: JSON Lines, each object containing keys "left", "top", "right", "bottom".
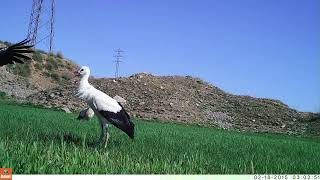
{"left": 76, "top": 66, "right": 134, "bottom": 147}
{"left": 76, "top": 68, "right": 120, "bottom": 112}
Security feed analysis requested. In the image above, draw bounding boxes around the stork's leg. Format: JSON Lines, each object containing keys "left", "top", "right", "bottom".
{"left": 104, "top": 128, "right": 110, "bottom": 148}
{"left": 97, "top": 119, "right": 107, "bottom": 146}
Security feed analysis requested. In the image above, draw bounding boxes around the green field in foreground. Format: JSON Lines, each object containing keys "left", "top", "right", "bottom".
{"left": 0, "top": 101, "right": 320, "bottom": 174}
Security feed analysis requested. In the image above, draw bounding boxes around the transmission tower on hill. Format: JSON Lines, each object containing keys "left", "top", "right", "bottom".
{"left": 27, "top": 0, "right": 55, "bottom": 53}
{"left": 113, "top": 48, "right": 124, "bottom": 78}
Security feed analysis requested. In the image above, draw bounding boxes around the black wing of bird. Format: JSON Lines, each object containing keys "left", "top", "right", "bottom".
{"left": 99, "top": 103, "right": 135, "bottom": 139}
{"left": 0, "top": 39, "right": 34, "bottom": 66}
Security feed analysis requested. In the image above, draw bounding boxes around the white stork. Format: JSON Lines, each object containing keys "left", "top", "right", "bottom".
{"left": 0, "top": 39, "right": 34, "bottom": 66}
{"left": 75, "top": 66, "right": 134, "bottom": 147}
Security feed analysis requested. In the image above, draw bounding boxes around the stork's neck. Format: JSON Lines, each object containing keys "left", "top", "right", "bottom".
{"left": 77, "top": 74, "right": 92, "bottom": 100}
{"left": 79, "top": 74, "right": 90, "bottom": 88}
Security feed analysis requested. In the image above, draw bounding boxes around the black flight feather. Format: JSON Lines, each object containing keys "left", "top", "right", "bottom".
{"left": 99, "top": 105, "right": 134, "bottom": 139}
{"left": 0, "top": 39, "right": 34, "bottom": 66}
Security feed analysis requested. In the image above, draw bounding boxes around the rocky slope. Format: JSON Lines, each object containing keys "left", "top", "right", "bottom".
{"left": 27, "top": 73, "right": 319, "bottom": 135}
{"left": 1, "top": 40, "right": 319, "bottom": 135}
{"left": 0, "top": 40, "right": 79, "bottom": 98}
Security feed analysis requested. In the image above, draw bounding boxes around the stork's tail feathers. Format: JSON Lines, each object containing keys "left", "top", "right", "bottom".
{"left": 98, "top": 109, "right": 135, "bottom": 139}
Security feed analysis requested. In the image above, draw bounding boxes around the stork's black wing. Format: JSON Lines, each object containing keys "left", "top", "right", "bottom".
{"left": 99, "top": 103, "right": 134, "bottom": 139}
{"left": 0, "top": 39, "right": 34, "bottom": 66}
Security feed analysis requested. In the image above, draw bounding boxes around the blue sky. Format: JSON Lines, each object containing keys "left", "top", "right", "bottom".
{"left": 0, "top": 0, "right": 319, "bottom": 112}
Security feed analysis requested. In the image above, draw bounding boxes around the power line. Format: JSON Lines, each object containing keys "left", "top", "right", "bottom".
{"left": 27, "top": 0, "right": 55, "bottom": 53}
{"left": 113, "top": 48, "right": 124, "bottom": 78}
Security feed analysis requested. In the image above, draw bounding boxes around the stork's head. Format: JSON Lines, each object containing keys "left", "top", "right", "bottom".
{"left": 77, "top": 66, "right": 90, "bottom": 77}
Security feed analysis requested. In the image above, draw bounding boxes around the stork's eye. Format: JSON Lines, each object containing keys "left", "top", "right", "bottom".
{"left": 80, "top": 69, "right": 84, "bottom": 72}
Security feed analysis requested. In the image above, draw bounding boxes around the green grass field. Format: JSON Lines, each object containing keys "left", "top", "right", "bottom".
{"left": 0, "top": 101, "right": 319, "bottom": 174}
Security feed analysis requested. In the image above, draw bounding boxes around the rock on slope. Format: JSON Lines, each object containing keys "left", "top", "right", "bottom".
{"left": 0, "top": 66, "right": 38, "bottom": 97}
{"left": 28, "top": 73, "right": 317, "bottom": 135}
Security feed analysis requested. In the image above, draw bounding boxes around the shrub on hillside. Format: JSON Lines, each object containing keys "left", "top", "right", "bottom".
{"left": 34, "top": 62, "right": 43, "bottom": 70}
{"left": 51, "top": 73, "right": 61, "bottom": 82}
{"left": 45, "top": 63, "right": 53, "bottom": 71}
{"left": 61, "top": 73, "right": 72, "bottom": 81}
{"left": 48, "top": 52, "right": 55, "bottom": 57}
{"left": 56, "top": 51, "right": 64, "bottom": 59}
{"left": 45, "top": 56, "right": 58, "bottom": 72}
{"left": 44, "top": 71, "right": 51, "bottom": 77}
{"left": 57, "top": 58, "right": 65, "bottom": 68}
{"left": 37, "top": 49, "right": 47, "bottom": 54}
{"left": 32, "top": 51, "right": 43, "bottom": 62}
{"left": 6, "top": 63, "right": 31, "bottom": 77}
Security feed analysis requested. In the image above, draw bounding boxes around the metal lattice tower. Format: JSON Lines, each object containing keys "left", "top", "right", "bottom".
{"left": 113, "top": 48, "right": 124, "bottom": 78}
{"left": 27, "top": 0, "right": 55, "bottom": 53}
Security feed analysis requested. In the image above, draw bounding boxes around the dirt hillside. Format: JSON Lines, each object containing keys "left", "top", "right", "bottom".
{"left": 28, "top": 73, "right": 319, "bottom": 135}
{"left": 1, "top": 40, "right": 319, "bottom": 135}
